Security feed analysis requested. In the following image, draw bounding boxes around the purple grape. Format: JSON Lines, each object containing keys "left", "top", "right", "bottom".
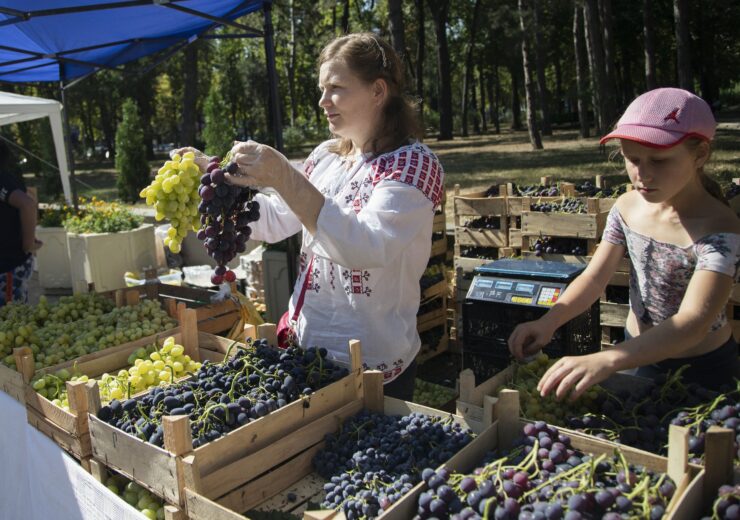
{"left": 211, "top": 169, "right": 225, "bottom": 185}
{"left": 205, "top": 226, "right": 218, "bottom": 238}
{"left": 200, "top": 173, "right": 211, "bottom": 185}
{"left": 460, "top": 477, "right": 477, "bottom": 493}
{"left": 196, "top": 229, "right": 206, "bottom": 240}
{"left": 201, "top": 185, "right": 215, "bottom": 201}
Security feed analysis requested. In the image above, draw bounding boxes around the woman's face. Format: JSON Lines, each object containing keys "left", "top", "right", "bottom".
{"left": 620, "top": 139, "right": 708, "bottom": 203}
{"left": 318, "top": 59, "right": 385, "bottom": 150}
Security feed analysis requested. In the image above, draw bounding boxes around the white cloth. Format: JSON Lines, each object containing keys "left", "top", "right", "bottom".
{"left": 250, "top": 140, "right": 445, "bottom": 382}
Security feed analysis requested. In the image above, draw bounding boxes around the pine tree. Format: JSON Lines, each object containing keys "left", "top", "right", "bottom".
{"left": 115, "top": 99, "right": 150, "bottom": 202}
{"left": 203, "top": 77, "right": 234, "bottom": 158}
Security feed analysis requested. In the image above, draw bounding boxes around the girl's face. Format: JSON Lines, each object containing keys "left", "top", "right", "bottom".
{"left": 620, "top": 139, "right": 709, "bottom": 203}
{"left": 318, "top": 59, "right": 386, "bottom": 151}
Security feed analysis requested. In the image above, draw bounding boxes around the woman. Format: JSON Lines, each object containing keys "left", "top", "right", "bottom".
{"left": 182, "top": 33, "right": 444, "bottom": 400}
{"left": 508, "top": 88, "right": 739, "bottom": 396}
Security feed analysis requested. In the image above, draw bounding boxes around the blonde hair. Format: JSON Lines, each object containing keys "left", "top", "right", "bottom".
{"left": 683, "top": 137, "right": 728, "bottom": 206}
{"left": 318, "top": 32, "right": 422, "bottom": 156}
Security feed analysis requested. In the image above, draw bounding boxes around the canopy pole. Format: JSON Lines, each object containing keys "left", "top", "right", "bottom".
{"left": 59, "top": 70, "right": 79, "bottom": 210}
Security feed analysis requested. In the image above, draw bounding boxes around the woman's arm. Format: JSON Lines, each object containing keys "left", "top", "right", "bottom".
{"left": 537, "top": 269, "right": 733, "bottom": 400}
{"left": 248, "top": 191, "right": 304, "bottom": 244}
{"left": 509, "top": 241, "right": 626, "bottom": 359}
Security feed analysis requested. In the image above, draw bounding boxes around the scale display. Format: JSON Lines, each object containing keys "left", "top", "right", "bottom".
{"left": 466, "top": 275, "right": 566, "bottom": 308}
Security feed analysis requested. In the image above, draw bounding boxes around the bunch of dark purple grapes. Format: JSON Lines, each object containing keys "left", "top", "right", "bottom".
{"left": 466, "top": 216, "right": 502, "bottom": 230}
{"left": 313, "top": 410, "right": 474, "bottom": 518}
{"left": 514, "top": 184, "right": 561, "bottom": 197}
{"left": 531, "top": 197, "right": 586, "bottom": 214}
{"left": 702, "top": 484, "right": 740, "bottom": 520}
{"left": 414, "top": 421, "right": 675, "bottom": 520}
{"left": 197, "top": 156, "right": 261, "bottom": 285}
{"left": 531, "top": 236, "right": 587, "bottom": 256}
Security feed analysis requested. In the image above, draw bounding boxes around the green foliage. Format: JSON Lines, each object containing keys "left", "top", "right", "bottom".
{"left": 63, "top": 198, "right": 142, "bottom": 234}
{"left": 115, "top": 99, "right": 150, "bottom": 202}
{"left": 202, "top": 76, "right": 234, "bottom": 156}
{"left": 38, "top": 200, "right": 86, "bottom": 228}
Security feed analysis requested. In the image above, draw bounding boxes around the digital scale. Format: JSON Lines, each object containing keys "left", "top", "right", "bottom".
{"left": 465, "top": 259, "right": 583, "bottom": 308}
{"left": 462, "top": 259, "right": 600, "bottom": 381}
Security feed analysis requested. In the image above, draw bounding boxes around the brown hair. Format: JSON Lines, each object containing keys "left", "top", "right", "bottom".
{"left": 318, "top": 32, "right": 422, "bottom": 156}
{"left": 683, "top": 137, "right": 728, "bottom": 206}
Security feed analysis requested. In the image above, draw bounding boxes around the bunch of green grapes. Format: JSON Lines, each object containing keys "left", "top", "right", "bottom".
{"left": 1, "top": 299, "right": 176, "bottom": 370}
{"left": 31, "top": 336, "right": 201, "bottom": 408}
{"left": 512, "top": 353, "right": 602, "bottom": 425}
{"left": 104, "top": 473, "right": 165, "bottom": 519}
{"left": 140, "top": 151, "right": 202, "bottom": 254}
{"left": 413, "top": 379, "right": 457, "bottom": 409}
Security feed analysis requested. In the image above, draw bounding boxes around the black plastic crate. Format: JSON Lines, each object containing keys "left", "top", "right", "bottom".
{"left": 461, "top": 299, "right": 600, "bottom": 382}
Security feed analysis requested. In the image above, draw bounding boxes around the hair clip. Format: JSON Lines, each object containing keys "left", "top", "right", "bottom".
{"left": 372, "top": 37, "right": 388, "bottom": 69}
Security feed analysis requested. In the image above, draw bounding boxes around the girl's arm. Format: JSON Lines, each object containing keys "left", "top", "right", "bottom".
{"left": 538, "top": 269, "right": 733, "bottom": 400}
{"left": 509, "top": 240, "right": 626, "bottom": 359}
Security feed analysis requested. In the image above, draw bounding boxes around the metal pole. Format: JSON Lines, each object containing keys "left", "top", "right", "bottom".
{"left": 263, "top": 1, "right": 296, "bottom": 289}
{"left": 263, "top": 2, "right": 283, "bottom": 152}
{"left": 59, "top": 65, "right": 79, "bottom": 210}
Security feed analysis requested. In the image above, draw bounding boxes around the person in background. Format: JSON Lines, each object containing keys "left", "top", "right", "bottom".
{"left": 176, "top": 33, "right": 444, "bottom": 401}
{"left": 0, "top": 143, "right": 42, "bottom": 306}
{"left": 509, "top": 87, "right": 739, "bottom": 395}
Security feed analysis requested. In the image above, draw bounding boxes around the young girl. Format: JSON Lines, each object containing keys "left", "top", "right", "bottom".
{"left": 176, "top": 33, "right": 443, "bottom": 401}
{"left": 508, "top": 87, "right": 739, "bottom": 396}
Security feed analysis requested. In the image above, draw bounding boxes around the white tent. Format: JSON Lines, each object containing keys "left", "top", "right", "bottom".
{"left": 0, "top": 91, "right": 72, "bottom": 203}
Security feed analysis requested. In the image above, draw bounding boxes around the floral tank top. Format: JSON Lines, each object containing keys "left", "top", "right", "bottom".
{"left": 601, "top": 206, "right": 740, "bottom": 331}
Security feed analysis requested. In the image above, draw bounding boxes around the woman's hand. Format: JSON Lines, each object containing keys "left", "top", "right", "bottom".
{"left": 537, "top": 352, "right": 615, "bottom": 401}
{"left": 226, "top": 140, "right": 292, "bottom": 191}
{"left": 508, "top": 320, "right": 556, "bottom": 360}
{"left": 170, "top": 147, "right": 209, "bottom": 173}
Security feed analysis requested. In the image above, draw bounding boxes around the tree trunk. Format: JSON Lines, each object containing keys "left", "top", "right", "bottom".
{"left": 573, "top": 5, "right": 590, "bottom": 138}
{"left": 643, "top": 0, "right": 657, "bottom": 90}
{"left": 489, "top": 66, "right": 500, "bottom": 134}
{"left": 471, "top": 70, "right": 481, "bottom": 134}
{"left": 460, "top": 0, "right": 482, "bottom": 138}
{"left": 518, "top": 0, "right": 543, "bottom": 149}
{"left": 429, "top": 0, "right": 454, "bottom": 140}
{"left": 599, "top": 0, "right": 618, "bottom": 118}
{"left": 415, "top": 0, "right": 425, "bottom": 127}
{"left": 532, "top": 0, "right": 552, "bottom": 135}
{"left": 388, "top": 0, "right": 406, "bottom": 59}
{"left": 583, "top": 1, "right": 606, "bottom": 134}
{"left": 696, "top": 7, "right": 718, "bottom": 109}
{"left": 182, "top": 43, "right": 198, "bottom": 146}
{"left": 340, "top": 0, "right": 350, "bottom": 34}
{"left": 554, "top": 55, "right": 563, "bottom": 121}
{"left": 509, "top": 63, "right": 523, "bottom": 131}
{"left": 287, "top": 0, "right": 297, "bottom": 126}
{"left": 479, "top": 62, "right": 487, "bottom": 133}
{"left": 673, "top": 0, "right": 693, "bottom": 91}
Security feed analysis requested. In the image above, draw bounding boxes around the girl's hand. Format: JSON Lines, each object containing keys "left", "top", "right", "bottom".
{"left": 226, "top": 140, "right": 292, "bottom": 191}
{"left": 508, "top": 320, "right": 556, "bottom": 360}
{"left": 170, "top": 147, "right": 209, "bottom": 173}
{"left": 537, "top": 353, "right": 614, "bottom": 401}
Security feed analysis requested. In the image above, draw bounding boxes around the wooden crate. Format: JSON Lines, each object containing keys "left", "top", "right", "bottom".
{"left": 420, "top": 279, "right": 447, "bottom": 302}
{"left": 14, "top": 310, "right": 243, "bottom": 469}
{"left": 417, "top": 328, "right": 449, "bottom": 364}
{"left": 520, "top": 197, "right": 608, "bottom": 257}
{"left": 181, "top": 373, "right": 483, "bottom": 520}
{"left": 383, "top": 388, "right": 701, "bottom": 520}
{"left": 430, "top": 235, "right": 447, "bottom": 258}
{"left": 417, "top": 296, "right": 447, "bottom": 332}
{"left": 432, "top": 211, "right": 446, "bottom": 233}
{"left": 600, "top": 301, "right": 629, "bottom": 328}
{"left": 102, "top": 282, "right": 242, "bottom": 336}
{"left": 88, "top": 338, "right": 365, "bottom": 508}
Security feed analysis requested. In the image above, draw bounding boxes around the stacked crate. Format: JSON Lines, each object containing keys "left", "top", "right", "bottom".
{"left": 417, "top": 194, "right": 449, "bottom": 362}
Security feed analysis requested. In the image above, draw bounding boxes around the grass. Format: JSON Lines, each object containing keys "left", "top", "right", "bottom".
{"left": 24, "top": 117, "right": 740, "bottom": 210}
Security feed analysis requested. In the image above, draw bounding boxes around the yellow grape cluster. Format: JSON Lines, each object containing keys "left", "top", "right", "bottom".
{"left": 31, "top": 337, "right": 201, "bottom": 410}
{"left": 140, "top": 151, "right": 202, "bottom": 254}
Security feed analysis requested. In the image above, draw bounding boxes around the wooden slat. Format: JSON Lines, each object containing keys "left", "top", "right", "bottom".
{"left": 198, "top": 312, "right": 241, "bottom": 335}
{"left": 216, "top": 443, "right": 324, "bottom": 514}
{"left": 702, "top": 426, "right": 735, "bottom": 508}
{"left": 455, "top": 227, "right": 509, "bottom": 248}
{"left": 454, "top": 196, "right": 507, "bottom": 217}
{"left": 521, "top": 211, "right": 602, "bottom": 239}
{"left": 260, "top": 473, "right": 326, "bottom": 514}
{"left": 420, "top": 279, "right": 447, "bottom": 302}
{"left": 362, "top": 371, "right": 384, "bottom": 414}
{"left": 417, "top": 334, "right": 449, "bottom": 363}
{"left": 89, "top": 414, "right": 180, "bottom": 504}
{"left": 185, "top": 488, "right": 246, "bottom": 520}
{"left": 430, "top": 237, "right": 447, "bottom": 257}
{"left": 0, "top": 363, "right": 25, "bottom": 402}
{"left": 417, "top": 305, "right": 446, "bottom": 329}
{"left": 26, "top": 407, "right": 90, "bottom": 459}
{"left": 508, "top": 228, "right": 522, "bottom": 248}
{"left": 25, "top": 387, "right": 81, "bottom": 433}
{"left": 600, "top": 301, "right": 629, "bottom": 327}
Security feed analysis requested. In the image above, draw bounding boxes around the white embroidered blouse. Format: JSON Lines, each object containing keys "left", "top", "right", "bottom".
{"left": 249, "top": 140, "right": 445, "bottom": 382}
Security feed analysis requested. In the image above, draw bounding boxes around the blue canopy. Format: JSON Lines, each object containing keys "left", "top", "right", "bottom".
{"left": 0, "top": 1, "right": 270, "bottom": 83}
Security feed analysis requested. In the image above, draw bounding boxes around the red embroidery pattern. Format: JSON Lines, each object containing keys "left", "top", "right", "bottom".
{"left": 342, "top": 268, "right": 372, "bottom": 296}
{"left": 370, "top": 146, "right": 444, "bottom": 207}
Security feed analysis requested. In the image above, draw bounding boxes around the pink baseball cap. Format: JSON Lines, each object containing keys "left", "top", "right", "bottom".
{"left": 600, "top": 88, "right": 716, "bottom": 148}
